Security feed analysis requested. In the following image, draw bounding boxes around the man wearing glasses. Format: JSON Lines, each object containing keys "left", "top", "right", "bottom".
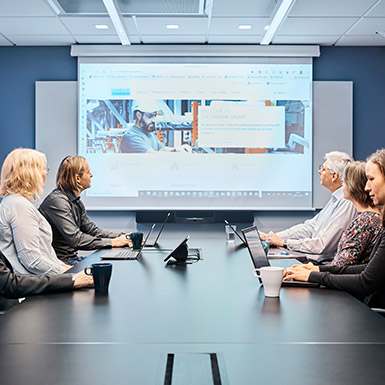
{"left": 261, "top": 151, "right": 357, "bottom": 257}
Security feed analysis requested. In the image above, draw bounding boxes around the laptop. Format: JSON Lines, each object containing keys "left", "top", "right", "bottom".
{"left": 145, "top": 212, "right": 170, "bottom": 247}
{"left": 101, "top": 224, "right": 156, "bottom": 260}
{"left": 224, "top": 219, "right": 246, "bottom": 244}
{"left": 241, "top": 225, "right": 319, "bottom": 288}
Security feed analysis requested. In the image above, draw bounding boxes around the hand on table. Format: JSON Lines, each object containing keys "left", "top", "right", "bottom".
{"left": 259, "top": 231, "right": 268, "bottom": 241}
{"left": 62, "top": 263, "right": 72, "bottom": 271}
{"left": 283, "top": 264, "right": 318, "bottom": 282}
{"left": 72, "top": 271, "right": 94, "bottom": 289}
{"left": 111, "top": 234, "right": 132, "bottom": 248}
{"left": 266, "top": 232, "right": 284, "bottom": 247}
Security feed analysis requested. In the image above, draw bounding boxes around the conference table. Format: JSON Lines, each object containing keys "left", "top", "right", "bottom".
{"left": 1, "top": 223, "right": 385, "bottom": 385}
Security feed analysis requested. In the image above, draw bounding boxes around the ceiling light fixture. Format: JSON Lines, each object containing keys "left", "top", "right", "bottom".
{"left": 102, "top": 0, "right": 130, "bottom": 45}
{"left": 166, "top": 24, "right": 179, "bottom": 29}
{"left": 95, "top": 24, "right": 109, "bottom": 30}
{"left": 261, "top": 0, "right": 296, "bottom": 45}
{"left": 239, "top": 25, "right": 252, "bottom": 30}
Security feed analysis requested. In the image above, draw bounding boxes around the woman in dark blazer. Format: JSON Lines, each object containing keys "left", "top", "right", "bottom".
{"left": 0, "top": 251, "right": 92, "bottom": 312}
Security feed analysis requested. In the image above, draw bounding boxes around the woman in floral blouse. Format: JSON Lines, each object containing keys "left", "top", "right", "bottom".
{"left": 330, "top": 161, "right": 382, "bottom": 266}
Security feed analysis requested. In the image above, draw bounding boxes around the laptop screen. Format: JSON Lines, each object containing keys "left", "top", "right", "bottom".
{"left": 242, "top": 226, "right": 270, "bottom": 269}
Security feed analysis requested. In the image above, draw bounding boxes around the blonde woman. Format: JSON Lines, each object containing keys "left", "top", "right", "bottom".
{"left": 0, "top": 148, "right": 70, "bottom": 274}
{"left": 330, "top": 161, "right": 382, "bottom": 266}
{"left": 284, "top": 150, "right": 385, "bottom": 307}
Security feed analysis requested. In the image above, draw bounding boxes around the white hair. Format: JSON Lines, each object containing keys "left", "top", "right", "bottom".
{"left": 324, "top": 151, "right": 354, "bottom": 182}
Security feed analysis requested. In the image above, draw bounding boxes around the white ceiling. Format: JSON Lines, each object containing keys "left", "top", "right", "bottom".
{"left": 0, "top": 0, "right": 384, "bottom": 46}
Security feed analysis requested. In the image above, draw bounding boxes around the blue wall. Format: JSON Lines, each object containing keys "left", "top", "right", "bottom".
{"left": 314, "top": 46, "right": 385, "bottom": 160}
{"left": 1, "top": 46, "right": 385, "bottom": 165}
{"left": 0, "top": 46, "right": 76, "bottom": 164}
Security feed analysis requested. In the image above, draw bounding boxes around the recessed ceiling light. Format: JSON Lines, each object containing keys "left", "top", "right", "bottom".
{"left": 166, "top": 24, "right": 179, "bottom": 29}
{"left": 95, "top": 24, "right": 109, "bottom": 30}
{"left": 264, "top": 25, "right": 270, "bottom": 31}
{"left": 239, "top": 25, "right": 252, "bottom": 30}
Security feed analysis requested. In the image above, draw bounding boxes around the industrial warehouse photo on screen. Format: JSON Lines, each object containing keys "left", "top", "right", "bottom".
{"left": 78, "top": 61, "right": 313, "bottom": 210}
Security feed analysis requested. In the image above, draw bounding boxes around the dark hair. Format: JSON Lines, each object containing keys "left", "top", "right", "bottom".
{"left": 56, "top": 155, "right": 86, "bottom": 193}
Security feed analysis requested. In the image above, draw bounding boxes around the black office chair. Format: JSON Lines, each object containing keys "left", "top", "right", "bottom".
{"left": 366, "top": 289, "right": 385, "bottom": 318}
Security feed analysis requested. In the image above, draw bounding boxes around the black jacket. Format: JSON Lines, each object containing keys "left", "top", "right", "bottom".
{"left": 310, "top": 229, "right": 385, "bottom": 307}
{"left": 0, "top": 251, "right": 73, "bottom": 312}
{"left": 39, "top": 188, "right": 116, "bottom": 261}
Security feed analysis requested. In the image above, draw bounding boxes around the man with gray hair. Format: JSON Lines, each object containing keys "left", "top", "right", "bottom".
{"left": 262, "top": 151, "right": 357, "bottom": 257}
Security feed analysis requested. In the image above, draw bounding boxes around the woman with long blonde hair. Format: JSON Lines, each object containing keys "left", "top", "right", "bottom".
{"left": 0, "top": 148, "right": 69, "bottom": 274}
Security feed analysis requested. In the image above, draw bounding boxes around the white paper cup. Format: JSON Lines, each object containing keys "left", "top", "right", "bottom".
{"left": 253, "top": 266, "right": 284, "bottom": 297}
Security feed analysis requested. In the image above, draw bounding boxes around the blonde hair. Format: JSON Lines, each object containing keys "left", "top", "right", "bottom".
{"left": 367, "top": 149, "right": 385, "bottom": 226}
{"left": 367, "top": 149, "right": 385, "bottom": 179}
{"left": 0, "top": 148, "right": 46, "bottom": 199}
{"left": 56, "top": 155, "right": 86, "bottom": 193}
{"left": 343, "top": 161, "right": 375, "bottom": 208}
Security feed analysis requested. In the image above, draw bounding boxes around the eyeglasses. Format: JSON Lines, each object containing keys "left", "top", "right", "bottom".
{"left": 318, "top": 165, "right": 334, "bottom": 174}
{"left": 45, "top": 165, "right": 50, "bottom": 173}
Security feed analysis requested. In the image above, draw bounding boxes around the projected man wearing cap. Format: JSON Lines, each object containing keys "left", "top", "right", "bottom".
{"left": 120, "top": 101, "right": 191, "bottom": 153}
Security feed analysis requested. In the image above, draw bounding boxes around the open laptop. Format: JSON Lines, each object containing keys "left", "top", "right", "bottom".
{"left": 241, "top": 225, "right": 319, "bottom": 288}
{"left": 101, "top": 224, "right": 156, "bottom": 260}
{"left": 145, "top": 212, "right": 170, "bottom": 247}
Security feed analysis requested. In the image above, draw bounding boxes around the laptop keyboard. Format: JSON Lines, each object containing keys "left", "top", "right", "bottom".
{"left": 115, "top": 250, "right": 137, "bottom": 258}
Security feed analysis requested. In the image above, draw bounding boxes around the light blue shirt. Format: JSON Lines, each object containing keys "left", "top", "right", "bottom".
{"left": 0, "top": 194, "right": 65, "bottom": 275}
{"left": 276, "top": 187, "right": 357, "bottom": 255}
{"left": 120, "top": 125, "right": 164, "bottom": 153}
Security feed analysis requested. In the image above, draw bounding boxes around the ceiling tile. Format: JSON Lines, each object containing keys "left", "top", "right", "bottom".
{"left": 60, "top": 16, "right": 137, "bottom": 35}
{"left": 336, "top": 35, "right": 385, "bottom": 45}
{"left": 211, "top": 0, "right": 273, "bottom": 18}
{"left": 0, "top": 0, "right": 56, "bottom": 17}
{"left": 280, "top": 17, "right": 359, "bottom": 35}
{"left": 210, "top": 17, "right": 269, "bottom": 35}
{"left": 367, "top": 0, "right": 385, "bottom": 16}
{"left": 7, "top": 35, "right": 76, "bottom": 45}
{"left": 273, "top": 35, "right": 340, "bottom": 45}
{"left": 136, "top": 17, "right": 207, "bottom": 35}
{"left": 208, "top": 35, "right": 261, "bottom": 44}
{"left": 74, "top": 35, "right": 141, "bottom": 44}
{"left": 141, "top": 35, "right": 206, "bottom": 44}
{"left": 118, "top": 0, "right": 202, "bottom": 15}
{"left": 347, "top": 17, "right": 385, "bottom": 35}
{"left": 0, "top": 17, "right": 69, "bottom": 35}
{"left": 290, "top": 0, "right": 379, "bottom": 17}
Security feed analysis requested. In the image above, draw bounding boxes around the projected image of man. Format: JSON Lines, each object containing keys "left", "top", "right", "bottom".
{"left": 120, "top": 101, "right": 191, "bottom": 154}
{"left": 261, "top": 151, "right": 357, "bottom": 257}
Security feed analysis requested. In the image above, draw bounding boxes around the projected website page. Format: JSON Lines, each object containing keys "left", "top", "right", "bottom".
{"left": 78, "top": 62, "right": 312, "bottom": 209}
